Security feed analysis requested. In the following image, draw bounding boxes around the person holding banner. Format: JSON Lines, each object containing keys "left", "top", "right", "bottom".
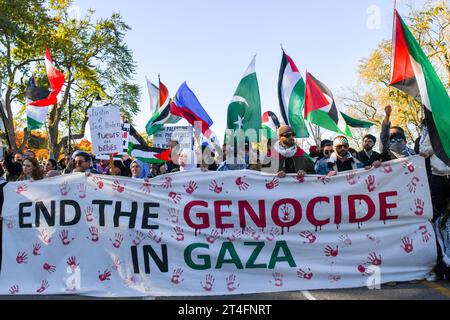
{"left": 327, "top": 136, "right": 363, "bottom": 176}
{"left": 269, "top": 125, "right": 314, "bottom": 178}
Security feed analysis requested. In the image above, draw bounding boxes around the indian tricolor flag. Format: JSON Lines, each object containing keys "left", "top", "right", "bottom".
{"left": 390, "top": 10, "right": 450, "bottom": 165}
{"left": 26, "top": 48, "right": 65, "bottom": 130}
{"left": 304, "top": 72, "right": 352, "bottom": 137}
{"left": 277, "top": 51, "right": 309, "bottom": 137}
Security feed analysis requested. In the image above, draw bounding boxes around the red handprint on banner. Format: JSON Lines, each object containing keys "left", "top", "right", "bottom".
{"left": 162, "top": 176, "right": 173, "bottom": 189}
{"left": 59, "top": 181, "right": 70, "bottom": 196}
{"left": 84, "top": 206, "right": 94, "bottom": 222}
{"left": 367, "top": 252, "right": 382, "bottom": 266}
{"left": 317, "top": 176, "right": 331, "bottom": 184}
{"left": 206, "top": 229, "right": 220, "bottom": 244}
{"left": 280, "top": 204, "right": 292, "bottom": 222}
{"left": 403, "top": 160, "right": 415, "bottom": 174}
{"left": 401, "top": 236, "right": 414, "bottom": 253}
{"left": 419, "top": 225, "right": 432, "bottom": 243}
{"left": 339, "top": 234, "right": 352, "bottom": 246}
{"left": 200, "top": 274, "right": 215, "bottom": 291}
{"left": 244, "top": 226, "right": 261, "bottom": 240}
{"left": 365, "top": 175, "right": 376, "bottom": 192}
{"left": 32, "top": 243, "right": 41, "bottom": 256}
{"left": 299, "top": 231, "right": 317, "bottom": 244}
{"left": 265, "top": 177, "right": 279, "bottom": 189}
{"left": 171, "top": 268, "right": 184, "bottom": 284}
{"left": 168, "top": 192, "right": 182, "bottom": 204}
{"left": 98, "top": 269, "right": 111, "bottom": 281}
{"left": 172, "top": 226, "right": 185, "bottom": 242}
{"left": 36, "top": 280, "right": 49, "bottom": 293}
{"left": 297, "top": 268, "right": 313, "bottom": 280}
{"left": 266, "top": 227, "right": 281, "bottom": 241}
{"left": 59, "top": 229, "right": 74, "bottom": 246}
{"left": 147, "top": 230, "right": 163, "bottom": 244}
{"left": 271, "top": 272, "right": 283, "bottom": 287}
{"left": 381, "top": 163, "right": 392, "bottom": 174}
{"left": 112, "top": 179, "right": 125, "bottom": 193}
{"left": 407, "top": 177, "right": 420, "bottom": 193}
{"left": 67, "top": 256, "right": 79, "bottom": 271}
{"left": 226, "top": 274, "right": 240, "bottom": 292}
{"left": 77, "top": 183, "right": 86, "bottom": 199}
{"left": 91, "top": 176, "right": 104, "bottom": 189}
{"left": 110, "top": 233, "right": 124, "bottom": 248}
{"left": 227, "top": 229, "right": 243, "bottom": 241}
{"left": 184, "top": 180, "right": 198, "bottom": 194}
{"left": 140, "top": 179, "right": 152, "bottom": 195}
{"left": 131, "top": 231, "right": 145, "bottom": 246}
{"left": 16, "top": 183, "right": 28, "bottom": 194}
{"left": 235, "top": 176, "right": 250, "bottom": 190}
{"left": 9, "top": 285, "right": 19, "bottom": 295}
{"left": 16, "top": 251, "right": 28, "bottom": 264}
{"left": 39, "top": 228, "right": 52, "bottom": 245}
{"left": 209, "top": 180, "right": 224, "bottom": 194}
{"left": 167, "top": 208, "right": 179, "bottom": 224}
{"left": 324, "top": 245, "right": 339, "bottom": 257}
{"left": 412, "top": 199, "right": 424, "bottom": 216}
{"left": 87, "top": 226, "right": 99, "bottom": 242}
{"left": 43, "top": 262, "right": 56, "bottom": 273}
{"left": 346, "top": 173, "right": 358, "bottom": 185}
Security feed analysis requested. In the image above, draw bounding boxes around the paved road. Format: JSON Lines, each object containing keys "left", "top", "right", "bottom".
{"left": 1, "top": 280, "right": 449, "bottom": 300}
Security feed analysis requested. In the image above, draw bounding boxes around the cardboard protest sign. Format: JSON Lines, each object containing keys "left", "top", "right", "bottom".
{"left": 88, "top": 104, "right": 122, "bottom": 155}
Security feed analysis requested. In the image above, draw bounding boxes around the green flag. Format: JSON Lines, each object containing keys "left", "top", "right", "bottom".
{"left": 226, "top": 56, "right": 262, "bottom": 143}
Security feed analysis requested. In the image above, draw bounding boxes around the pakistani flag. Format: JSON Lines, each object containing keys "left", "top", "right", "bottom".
{"left": 26, "top": 76, "right": 50, "bottom": 130}
{"left": 277, "top": 51, "right": 309, "bottom": 137}
{"left": 304, "top": 72, "right": 352, "bottom": 137}
{"left": 390, "top": 10, "right": 450, "bottom": 165}
{"left": 145, "top": 79, "right": 180, "bottom": 136}
{"left": 262, "top": 111, "right": 280, "bottom": 140}
{"left": 341, "top": 111, "right": 375, "bottom": 128}
{"left": 226, "top": 56, "right": 262, "bottom": 143}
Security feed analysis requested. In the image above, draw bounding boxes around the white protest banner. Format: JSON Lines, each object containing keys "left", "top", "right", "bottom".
{"left": 153, "top": 125, "right": 193, "bottom": 150}
{"left": 88, "top": 104, "right": 122, "bottom": 155}
{"left": 0, "top": 156, "right": 436, "bottom": 297}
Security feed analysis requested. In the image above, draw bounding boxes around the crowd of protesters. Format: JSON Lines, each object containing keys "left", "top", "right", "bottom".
{"left": 0, "top": 104, "right": 449, "bottom": 282}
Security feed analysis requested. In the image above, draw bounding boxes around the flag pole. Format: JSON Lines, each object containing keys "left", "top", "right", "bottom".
{"left": 0, "top": 98, "right": 12, "bottom": 149}
{"left": 389, "top": 0, "right": 398, "bottom": 100}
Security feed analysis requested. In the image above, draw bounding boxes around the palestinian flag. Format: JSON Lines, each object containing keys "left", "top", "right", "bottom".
{"left": 277, "top": 51, "right": 309, "bottom": 137}
{"left": 390, "top": 10, "right": 450, "bottom": 165}
{"left": 304, "top": 72, "right": 352, "bottom": 137}
{"left": 262, "top": 111, "right": 280, "bottom": 140}
{"left": 26, "top": 76, "right": 50, "bottom": 130}
{"left": 340, "top": 111, "right": 375, "bottom": 128}
{"left": 145, "top": 80, "right": 180, "bottom": 136}
{"left": 146, "top": 76, "right": 159, "bottom": 115}
{"left": 127, "top": 143, "right": 170, "bottom": 164}
{"left": 28, "top": 48, "right": 65, "bottom": 107}
{"left": 226, "top": 56, "right": 262, "bottom": 143}
{"left": 26, "top": 48, "right": 65, "bottom": 130}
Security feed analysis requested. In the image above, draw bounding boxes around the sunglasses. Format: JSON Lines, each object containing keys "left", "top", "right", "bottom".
{"left": 282, "top": 132, "right": 295, "bottom": 138}
{"left": 323, "top": 150, "right": 332, "bottom": 155}
{"left": 390, "top": 138, "right": 404, "bottom": 143}
{"left": 335, "top": 145, "right": 349, "bottom": 149}
{"left": 74, "top": 160, "right": 85, "bottom": 165}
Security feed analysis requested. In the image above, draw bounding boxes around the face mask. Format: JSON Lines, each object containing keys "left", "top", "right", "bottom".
{"left": 390, "top": 142, "right": 406, "bottom": 154}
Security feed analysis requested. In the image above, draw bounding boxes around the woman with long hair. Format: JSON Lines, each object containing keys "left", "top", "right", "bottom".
{"left": 18, "top": 157, "right": 44, "bottom": 181}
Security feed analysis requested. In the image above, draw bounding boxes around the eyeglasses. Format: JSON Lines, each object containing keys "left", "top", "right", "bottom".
{"left": 282, "top": 132, "right": 295, "bottom": 138}
{"left": 390, "top": 138, "right": 404, "bottom": 143}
